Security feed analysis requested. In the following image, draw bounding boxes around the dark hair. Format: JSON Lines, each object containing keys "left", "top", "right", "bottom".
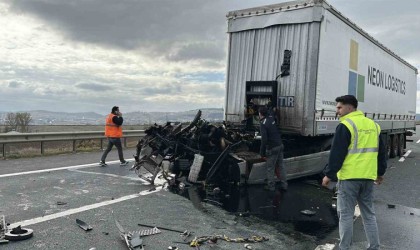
{"left": 335, "top": 95, "right": 358, "bottom": 108}
{"left": 258, "top": 106, "right": 268, "bottom": 116}
{"left": 111, "top": 106, "right": 119, "bottom": 113}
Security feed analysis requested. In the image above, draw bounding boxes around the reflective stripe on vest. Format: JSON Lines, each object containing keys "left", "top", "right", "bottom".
{"left": 345, "top": 118, "right": 379, "bottom": 154}
{"left": 337, "top": 110, "right": 380, "bottom": 180}
{"left": 105, "top": 114, "right": 123, "bottom": 138}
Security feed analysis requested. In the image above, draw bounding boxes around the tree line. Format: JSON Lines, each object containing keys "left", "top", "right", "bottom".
{"left": 2, "top": 112, "right": 32, "bottom": 133}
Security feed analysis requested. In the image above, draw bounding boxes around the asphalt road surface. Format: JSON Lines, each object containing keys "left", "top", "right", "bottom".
{"left": 0, "top": 132, "right": 419, "bottom": 250}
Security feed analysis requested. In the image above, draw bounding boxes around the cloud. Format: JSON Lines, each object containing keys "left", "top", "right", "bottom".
{"left": 8, "top": 0, "right": 285, "bottom": 62}
{"left": 167, "top": 41, "right": 226, "bottom": 62}
{"left": 327, "top": 0, "right": 420, "bottom": 63}
{"left": 0, "top": 0, "right": 418, "bottom": 114}
{"left": 9, "top": 0, "right": 227, "bottom": 61}
{"left": 76, "top": 82, "right": 112, "bottom": 91}
{"left": 141, "top": 85, "right": 181, "bottom": 95}
{"left": 7, "top": 81, "right": 23, "bottom": 88}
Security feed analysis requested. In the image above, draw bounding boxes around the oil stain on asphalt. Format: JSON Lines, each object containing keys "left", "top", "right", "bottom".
{"left": 174, "top": 177, "right": 339, "bottom": 244}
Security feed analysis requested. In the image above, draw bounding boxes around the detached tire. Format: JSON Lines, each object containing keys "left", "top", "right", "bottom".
{"left": 5, "top": 227, "right": 33, "bottom": 241}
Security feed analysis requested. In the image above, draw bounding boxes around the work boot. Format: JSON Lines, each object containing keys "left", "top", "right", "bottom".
{"left": 120, "top": 161, "right": 129, "bottom": 166}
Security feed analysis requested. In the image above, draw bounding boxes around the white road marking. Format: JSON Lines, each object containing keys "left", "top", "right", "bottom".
{"left": 0, "top": 159, "right": 132, "bottom": 178}
{"left": 399, "top": 150, "right": 412, "bottom": 162}
{"left": 403, "top": 150, "right": 412, "bottom": 158}
{"left": 353, "top": 204, "right": 361, "bottom": 221}
{"left": 9, "top": 190, "right": 161, "bottom": 228}
{"left": 315, "top": 243, "right": 336, "bottom": 250}
{"left": 69, "top": 169, "right": 145, "bottom": 182}
{"left": 416, "top": 139, "right": 420, "bottom": 144}
{"left": 140, "top": 186, "right": 163, "bottom": 195}
{"left": 4, "top": 159, "right": 167, "bottom": 227}
{"left": 68, "top": 169, "right": 168, "bottom": 187}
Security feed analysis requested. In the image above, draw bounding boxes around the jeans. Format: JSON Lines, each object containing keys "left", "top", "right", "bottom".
{"left": 337, "top": 180, "right": 380, "bottom": 250}
{"left": 101, "top": 137, "right": 125, "bottom": 162}
{"left": 266, "top": 144, "right": 287, "bottom": 189}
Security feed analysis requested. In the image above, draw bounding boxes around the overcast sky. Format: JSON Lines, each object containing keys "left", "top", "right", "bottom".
{"left": 1, "top": 0, "right": 419, "bottom": 114}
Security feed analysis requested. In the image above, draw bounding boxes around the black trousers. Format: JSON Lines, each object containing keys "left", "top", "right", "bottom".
{"left": 101, "top": 137, "right": 124, "bottom": 162}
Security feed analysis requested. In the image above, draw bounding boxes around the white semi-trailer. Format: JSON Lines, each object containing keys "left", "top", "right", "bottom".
{"left": 225, "top": 0, "right": 418, "bottom": 180}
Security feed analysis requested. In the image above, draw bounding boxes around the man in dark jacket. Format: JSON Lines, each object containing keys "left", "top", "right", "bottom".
{"left": 322, "top": 95, "right": 387, "bottom": 250}
{"left": 259, "top": 106, "right": 287, "bottom": 191}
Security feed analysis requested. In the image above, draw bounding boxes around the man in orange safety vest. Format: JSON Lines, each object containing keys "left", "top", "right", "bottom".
{"left": 99, "top": 106, "right": 129, "bottom": 167}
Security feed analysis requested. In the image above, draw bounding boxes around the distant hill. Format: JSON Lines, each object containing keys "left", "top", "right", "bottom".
{"left": 2, "top": 109, "right": 415, "bottom": 124}
{"left": 124, "top": 108, "right": 224, "bottom": 125}
{"left": 0, "top": 108, "right": 224, "bottom": 125}
{"left": 0, "top": 110, "right": 104, "bottom": 125}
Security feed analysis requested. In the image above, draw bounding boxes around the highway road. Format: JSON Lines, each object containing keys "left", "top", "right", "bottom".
{"left": 0, "top": 132, "right": 419, "bottom": 249}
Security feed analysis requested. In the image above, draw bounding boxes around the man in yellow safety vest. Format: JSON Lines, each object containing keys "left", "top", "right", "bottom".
{"left": 322, "top": 95, "right": 387, "bottom": 250}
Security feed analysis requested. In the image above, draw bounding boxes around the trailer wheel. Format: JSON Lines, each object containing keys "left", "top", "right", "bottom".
{"left": 397, "top": 134, "right": 405, "bottom": 157}
{"left": 388, "top": 135, "right": 397, "bottom": 159}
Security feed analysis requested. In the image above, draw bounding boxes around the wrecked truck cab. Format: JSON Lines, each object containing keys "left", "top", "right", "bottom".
{"left": 132, "top": 109, "right": 331, "bottom": 188}
{"left": 131, "top": 110, "right": 241, "bottom": 186}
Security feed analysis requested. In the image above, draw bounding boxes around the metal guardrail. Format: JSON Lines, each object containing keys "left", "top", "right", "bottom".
{"left": 0, "top": 130, "right": 145, "bottom": 157}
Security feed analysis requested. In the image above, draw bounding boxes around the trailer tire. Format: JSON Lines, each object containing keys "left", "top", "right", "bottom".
{"left": 397, "top": 134, "right": 405, "bottom": 157}
{"left": 388, "top": 135, "right": 397, "bottom": 159}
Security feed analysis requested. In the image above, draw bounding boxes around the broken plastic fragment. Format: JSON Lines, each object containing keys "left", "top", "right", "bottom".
{"left": 300, "top": 209, "right": 316, "bottom": 216}
{"left": 76, "top": 219, "right": 93, "bottom": 231}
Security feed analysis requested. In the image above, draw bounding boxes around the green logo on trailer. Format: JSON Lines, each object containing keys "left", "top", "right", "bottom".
{"left": 348, "top": 40, "right": 365, "bottom": 102}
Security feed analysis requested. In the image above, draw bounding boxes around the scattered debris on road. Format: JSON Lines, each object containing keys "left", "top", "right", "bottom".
{"left": 0, "top": 215, "right": 9, "bottom": 244}
{"left": 387, "top": 204, "right": 396, "bottom": 209}
{"left": 137, "top": 223, "right": 190, "bottom": 240}
{"left": 4, "top": 225, "right": 34, "bottom": 241}
{"left": 187, "top": 234, "right": 269, "bottom": 247}
{"left": 244, "top": 243, "right": 253, "bottom": 249}
{"left": 115, "top": 219, "right": 144, "bottom": 250}
{"left": 314, "top": 243, "right": 336, "bottom": 250}
{"left": 76, "top": 218, "right": 93, "bottom": 231}
{"left": 300, "top": 209, "right": 317, "bottom": 216}
{"left": 1, "top": 215, "right": 34, "bottom": 243}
